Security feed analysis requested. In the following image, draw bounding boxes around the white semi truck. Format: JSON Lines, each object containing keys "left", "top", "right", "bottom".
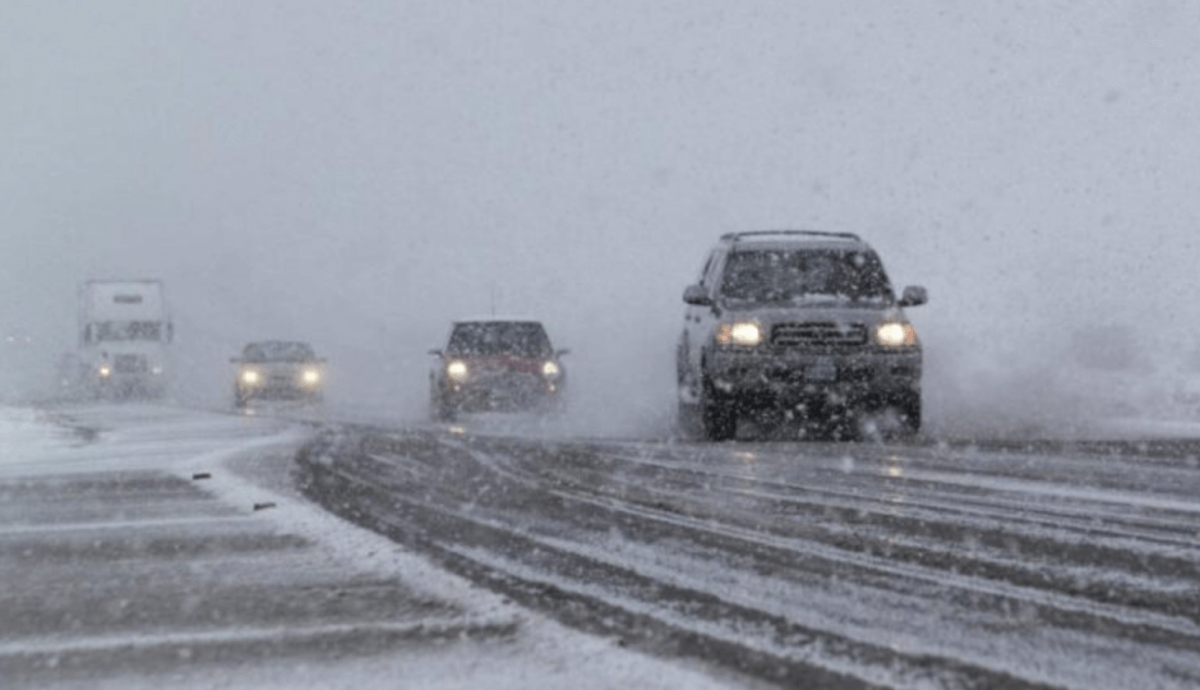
{"left": 78, "top": 280, "right": 173, "bottom": 398}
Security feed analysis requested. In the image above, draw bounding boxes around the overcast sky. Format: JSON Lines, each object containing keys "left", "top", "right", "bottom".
{"left": 4, "top": 1, "right": 1200, "bottom": 433}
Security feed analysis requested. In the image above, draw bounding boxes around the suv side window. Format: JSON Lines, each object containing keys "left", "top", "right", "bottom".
{"left": 697, "top": 250, "right": 717, "bottom": 286}
{"left": 701, "top": 249, "right": 725, "bottom": 291}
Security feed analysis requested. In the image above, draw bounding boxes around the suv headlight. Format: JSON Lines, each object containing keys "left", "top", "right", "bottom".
{"left": 875, "top": 322, "right": 917, "bottom": 347}
{"left": 542, "top": 361, "right": 561, "bottom": 379}
{"left": 240, "top": 369, "right": 261, "bottom": 385}
{"left": 301, "top": 369, "right": 321, "bottom": 385}
{"left": 446, "top": 360, "right": 469, "bottom": 382}
{"left": 715, "top": 321, "right": 764, "bottom": 347}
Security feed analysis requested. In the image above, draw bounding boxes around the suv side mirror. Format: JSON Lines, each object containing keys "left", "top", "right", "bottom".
{"left": 555, "top": 349, "right": 571, "bottom": 358}
{"left": 683, "top": 284, "right": 713, "bottom": 306}
{"left": 428, "top": 349, "right": 443, "bottom": 357}
{"left": 898, "top": 285, "right": 928, "bottom": 307}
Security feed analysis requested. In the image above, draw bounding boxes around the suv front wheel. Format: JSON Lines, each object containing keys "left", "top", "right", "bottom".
{"left": 679, "top": 371, "right": 737, "bottom": 441}
{"left": 701, "top": 379, "right": 737, "bottom": 441}
{"left": 893, "top": 390, "right": 921, "bottom": 438}
{"left": 861, "top": 390, "right": 920, "bottom": 439}
{"left": 429, "top": 383, "right": 457, "bottom": 423}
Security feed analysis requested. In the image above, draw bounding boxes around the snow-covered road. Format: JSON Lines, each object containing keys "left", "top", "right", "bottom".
{"left": 6, "top": 402, "right": 1200, "bottom": 688}
{"left": 0, "top": 405, "right": 736, "bottom": 690}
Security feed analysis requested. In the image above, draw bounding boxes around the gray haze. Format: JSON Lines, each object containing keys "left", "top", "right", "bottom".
{"left": 5, "top": 1, "right": 1200, "bottom": 436}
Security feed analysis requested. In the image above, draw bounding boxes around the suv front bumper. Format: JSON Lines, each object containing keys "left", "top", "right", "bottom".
{"left": 704, "top": 348, "right": 921, "bottom": 408}
{"left": 437, "top": 376, "right": 564, "bottom": 412}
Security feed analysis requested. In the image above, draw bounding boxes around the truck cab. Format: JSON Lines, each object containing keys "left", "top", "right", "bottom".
{"left": 78, "top": 280, "right": 173, "bottom": 399}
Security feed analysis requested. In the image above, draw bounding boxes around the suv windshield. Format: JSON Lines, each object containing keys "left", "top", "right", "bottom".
{"left": 721, "top": 248, "right": 893, "bottom": 304}
{"left": 448, "top": 322, "right": 552, "bottom": 357}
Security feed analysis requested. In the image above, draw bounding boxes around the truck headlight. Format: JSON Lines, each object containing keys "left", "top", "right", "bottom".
{"left": 715, "top": 321, "right": 764, "bottom": 347}
{"left": 446, "top": 360, "right": 469, "bottom": 382}
{"left": 542, "top": 361, "right": 561, "bottom": 379}
{"left": 240, "top": 369, "right": 261, "bottom": 385}
{"left": 301, "top": 369, "right": 321, "bottom": 385}
{"left": 98, "top": 366, "right": 112, "bottom": 378}
{"left": 875, "top": 322, "right": 917, "bottom": 347}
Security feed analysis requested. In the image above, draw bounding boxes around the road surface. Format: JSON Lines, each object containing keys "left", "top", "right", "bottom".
{"left": 4, "top": 403, "right": 1200, "bottom": 688}
{"left": 299, "top": 419, "right": 1200, "bottom": 689}
{"left": 0, "top": 405, "right": 736, "bottom": 690}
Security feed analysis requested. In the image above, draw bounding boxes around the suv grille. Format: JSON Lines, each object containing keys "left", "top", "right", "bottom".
{"left": 771, "top": 322, "right": 867, "bottom": 348}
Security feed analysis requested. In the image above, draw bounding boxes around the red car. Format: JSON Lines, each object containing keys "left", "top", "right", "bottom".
{"left": 429, "top": 320, "right": 568, "bottom": 421}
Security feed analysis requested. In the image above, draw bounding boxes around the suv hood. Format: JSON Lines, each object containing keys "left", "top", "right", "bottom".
{"left": 721, "top": 303, "right": 907, "bottom": 328}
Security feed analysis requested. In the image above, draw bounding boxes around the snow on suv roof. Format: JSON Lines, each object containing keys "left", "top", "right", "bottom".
{"left": 721, "top": 230, "right": 862, "bottom": 242}
{"left": 451, "top": 318, "right": 548, "bottom": 329}
{"left": 722, "top": 230, "right": 869, "bottom": 253}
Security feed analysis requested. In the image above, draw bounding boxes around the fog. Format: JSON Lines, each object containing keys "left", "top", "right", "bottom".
{"left": 5, "top": 1, "right": 1200, "bottom": 437}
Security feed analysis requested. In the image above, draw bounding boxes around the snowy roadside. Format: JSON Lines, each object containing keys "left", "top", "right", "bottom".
{"left": 1, "top": 404, "right": 741, "bottom": 690}
{"left": 1082, "top": 369, "right": 1200, "bottom": 439}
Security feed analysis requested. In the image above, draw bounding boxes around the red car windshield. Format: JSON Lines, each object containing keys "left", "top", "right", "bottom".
{"left": 447, "top": 323, "right": 552, "bottom": 358}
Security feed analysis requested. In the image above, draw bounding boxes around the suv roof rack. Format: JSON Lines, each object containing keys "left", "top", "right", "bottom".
{"left": 720, "top": 230, "right": 863, "bottom": 243}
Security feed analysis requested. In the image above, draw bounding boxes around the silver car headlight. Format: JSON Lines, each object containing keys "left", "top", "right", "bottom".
{"left": 446, "top": 360, "right": 469, "bottom": 382}
{"left": 715, "top": 321, "right": 764, "bottom": 347}
{"left": 240, "top": 369, "right": 261, "bottom": 385}
{"left": 875, "top": 322, "right": 917, "bottom": 348}
{"left": 301, "top": 368, "right": 321, "bottom": 386}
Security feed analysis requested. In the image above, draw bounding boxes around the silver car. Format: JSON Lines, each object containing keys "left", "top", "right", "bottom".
{"left": 231, "top": 340, "right": 326, "bottom": 408}
{"left": 677, "top": 231, "right": 928, "bottom": 440}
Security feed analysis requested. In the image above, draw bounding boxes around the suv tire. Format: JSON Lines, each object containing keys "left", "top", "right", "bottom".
{"left": 432, "top": 402, "right": 456, "bottom": 423}
{"left": 430, "top": 386, "right": 457, "bottom": 422}
{"left": 895, "top": 391, "right": 921, "bottom": 438}
{"left": 701, "top": 379, "right": 737, "bottom": 441}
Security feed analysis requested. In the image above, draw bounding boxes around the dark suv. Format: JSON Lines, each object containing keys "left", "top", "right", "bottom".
{"left": 677, "top": 231, "right": 927, "bottom": 440}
